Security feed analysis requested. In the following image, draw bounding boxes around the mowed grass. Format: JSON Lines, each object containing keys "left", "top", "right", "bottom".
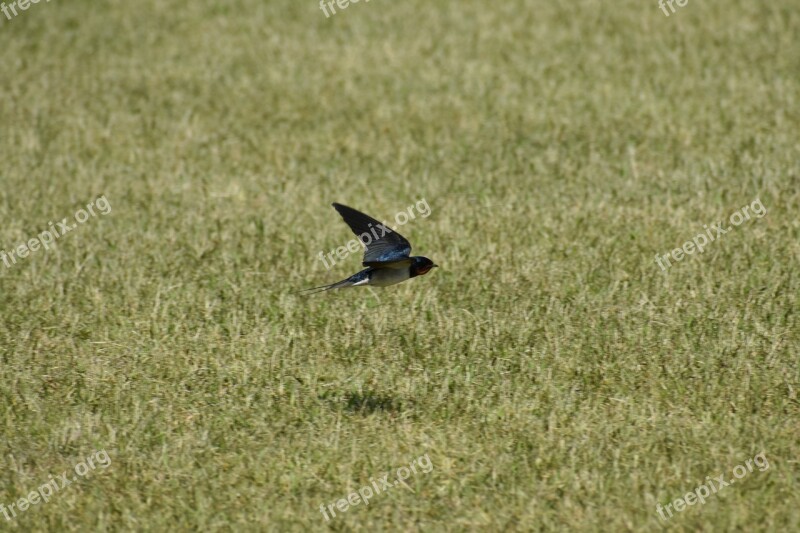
{"left": 1, "top": 0, "right": 799, "bottom": 530}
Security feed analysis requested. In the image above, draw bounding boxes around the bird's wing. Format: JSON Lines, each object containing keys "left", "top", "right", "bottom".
{"left": 332, "top": 203, "right": 412, "bottom": 266}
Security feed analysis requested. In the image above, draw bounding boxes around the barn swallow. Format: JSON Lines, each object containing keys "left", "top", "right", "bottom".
{"left": 303, "top": 203, "right": 437, "bottom": 293}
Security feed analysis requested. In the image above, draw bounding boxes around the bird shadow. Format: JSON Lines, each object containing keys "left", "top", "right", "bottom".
{"left": 319, "top": 390, "right": 406, "bottom": 415}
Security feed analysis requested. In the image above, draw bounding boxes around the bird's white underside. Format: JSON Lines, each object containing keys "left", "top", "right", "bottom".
{"left": 366, "top": 267, "right": 411, "bottom": 287}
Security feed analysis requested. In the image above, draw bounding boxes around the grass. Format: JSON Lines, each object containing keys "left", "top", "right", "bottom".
{"left": 0, "top": 0, "right": 798, "bottom": 530}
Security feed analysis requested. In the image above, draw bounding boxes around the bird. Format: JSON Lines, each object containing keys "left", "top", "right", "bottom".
{"left": 303, "top": 203, "right": 437, "bottom": 293}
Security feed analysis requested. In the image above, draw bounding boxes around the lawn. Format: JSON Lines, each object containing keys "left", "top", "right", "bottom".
{"left": 0, "top": 0, "right": 798, "bottom": 530}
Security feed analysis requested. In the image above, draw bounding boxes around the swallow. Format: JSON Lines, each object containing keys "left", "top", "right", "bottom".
{"left": 303, "top": 203, "right": 437, "bottom": 293}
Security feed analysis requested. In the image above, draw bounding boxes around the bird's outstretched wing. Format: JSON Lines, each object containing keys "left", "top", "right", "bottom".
{"left": 332, "top": 203, "right": 412, "bottom": 266}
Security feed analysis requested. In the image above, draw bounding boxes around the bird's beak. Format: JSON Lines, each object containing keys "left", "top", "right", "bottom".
{"left": 433, "top": 264, "right": 439, "bottom": 268}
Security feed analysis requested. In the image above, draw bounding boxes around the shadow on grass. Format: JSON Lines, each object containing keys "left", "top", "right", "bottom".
{"left": 319, "top": 390, "right": 406, "bottom": 415}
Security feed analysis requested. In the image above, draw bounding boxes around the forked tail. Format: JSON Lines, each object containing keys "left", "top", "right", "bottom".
{"left": 299, "top": 277, "right": 355, "bottom": 295}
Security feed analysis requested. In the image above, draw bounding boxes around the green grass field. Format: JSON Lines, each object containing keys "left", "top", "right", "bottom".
{"left": 1, "top": 0, "right": 798, "bottom": 530}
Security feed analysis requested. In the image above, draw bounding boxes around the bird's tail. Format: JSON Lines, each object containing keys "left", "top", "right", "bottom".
{"left": 298, "top": 277, "right": 356, "bottom": 295}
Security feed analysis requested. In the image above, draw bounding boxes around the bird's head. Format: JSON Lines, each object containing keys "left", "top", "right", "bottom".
{"left": 410, "top": 256, "right": 438, "bottom": 277}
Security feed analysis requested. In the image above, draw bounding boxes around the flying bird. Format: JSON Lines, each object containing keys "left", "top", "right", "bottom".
{"left": 303, "top": 203, "right": 437, "bottom": 293}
